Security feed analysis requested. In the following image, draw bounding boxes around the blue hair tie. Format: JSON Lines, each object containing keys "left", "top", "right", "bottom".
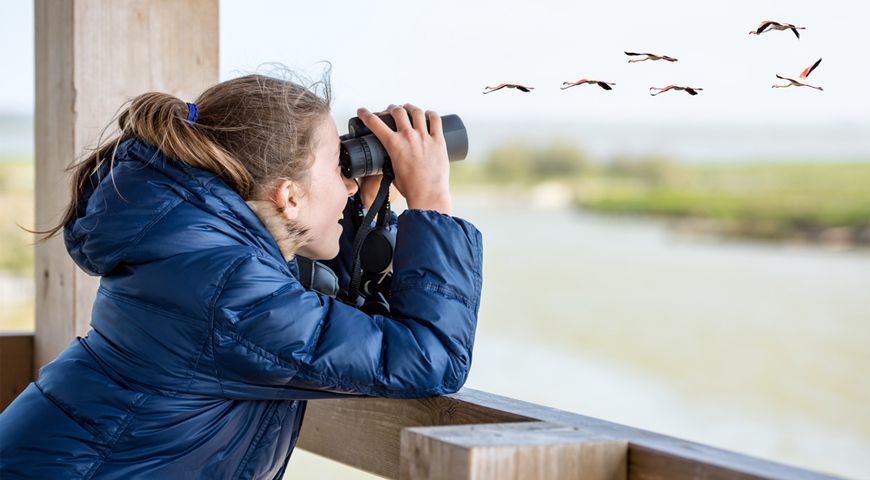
{"left": 186, "top": 102, "right": 199, "bottom": 124}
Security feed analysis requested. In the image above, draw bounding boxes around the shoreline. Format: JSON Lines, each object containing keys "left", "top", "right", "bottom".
{"left": 451, "top": 184, "right": 870, "bottom": 250}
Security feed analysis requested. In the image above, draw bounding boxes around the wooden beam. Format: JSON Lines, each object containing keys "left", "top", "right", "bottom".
{"left": 34, "top": 0, "right": 218, "bottom": 370}
{"left": 298, "top": 393, "right": 532, "bottom": 477}
{"left": 298, "top": 389, "right": 842, "bottom": 480}
{"left": 399, "top": 422, "right": 627, "bottom": 480}
{"left": 0, "top": 332, "right": 34, "bottom": 411}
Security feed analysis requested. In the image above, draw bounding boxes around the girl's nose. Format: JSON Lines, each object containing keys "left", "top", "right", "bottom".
{"left": 344, "top": 176, "right": 359, "bottom": 197}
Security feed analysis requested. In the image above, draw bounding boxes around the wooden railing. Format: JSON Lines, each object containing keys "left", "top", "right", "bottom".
{"left": 0, "top": 332, "right": 33, "bottom": 410}
{"left": 0, "top": 332, "right": 843, "bottom": 479}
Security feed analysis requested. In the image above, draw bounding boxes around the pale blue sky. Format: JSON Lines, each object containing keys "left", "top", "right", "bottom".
{"left": 220, "top": 0, "right": 870, "bottom": 126}
{"left": 2, "top": 0, "right": 869, "bottom": 166}
{"left": 3, "top": 0, "right": 869, "bottom": 125}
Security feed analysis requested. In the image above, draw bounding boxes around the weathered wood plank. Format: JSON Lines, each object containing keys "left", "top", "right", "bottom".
{"left": 399, "top": 421, "right": 627, "bottom": 480}
{"left": 298, "top": 388, "right": 842, "bottom": 479}
{"left": 298, "top": 394, "right": 532, "bottom": 478}
{"left": 34, "top": 0, "right": 219, "bottom": 370}
{"left": 0, "top": 332, "right": 35, "bottom": 411}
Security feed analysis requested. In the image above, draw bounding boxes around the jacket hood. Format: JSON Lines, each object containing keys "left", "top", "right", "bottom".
{"left": 63, "top": 137, "right": 288, "bottom": 276}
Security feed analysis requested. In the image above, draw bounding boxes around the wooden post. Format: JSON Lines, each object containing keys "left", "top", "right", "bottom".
{"left": 399, "top": 422, "right": 627, "bottom": 480}
{"left": 34, "top": 0, "right": 218, "bottom": 370}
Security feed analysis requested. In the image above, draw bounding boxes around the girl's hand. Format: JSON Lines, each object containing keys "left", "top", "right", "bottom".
{"left": 356, "top": 103, "right": 451, "bottom": 215}
{"left": 358, "top": 175, "right": 400, "bottom": 210}
{"left": 357, "top": 106, "right": 402, "bottom": 210}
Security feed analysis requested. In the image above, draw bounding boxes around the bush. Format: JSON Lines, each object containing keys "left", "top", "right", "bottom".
{"left": 531, "top": 140, "right": 589, "bottom": 178}
{"left": 605, "top": 154, "right": 685, "bottom": 186}
{"left": 483, "top": 140, "right": 588, "bottom": 182}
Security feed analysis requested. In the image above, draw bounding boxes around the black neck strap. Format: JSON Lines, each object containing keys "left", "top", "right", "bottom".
{"left": 347, "top": 171, "right": 394, "bottom": 301}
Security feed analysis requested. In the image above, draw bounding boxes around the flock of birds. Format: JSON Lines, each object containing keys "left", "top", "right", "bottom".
{"left": 482, "top": 20, "right": 825, "bottom": 96}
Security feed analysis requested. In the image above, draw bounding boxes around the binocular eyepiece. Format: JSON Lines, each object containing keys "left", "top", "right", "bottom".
{"left": 339, "top": 113, "right": 469, "bottom": 178}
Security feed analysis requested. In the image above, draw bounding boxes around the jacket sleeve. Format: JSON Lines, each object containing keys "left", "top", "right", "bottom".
{"left": 212, "top": 209, "right": 482, "bottom": 398}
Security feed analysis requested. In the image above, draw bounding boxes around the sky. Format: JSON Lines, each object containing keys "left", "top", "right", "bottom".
{"left": 2, "top": 0, "right": 869, "bottom": 158}
{"left": 220, "top": 0, "right": 870, "bottom": 126}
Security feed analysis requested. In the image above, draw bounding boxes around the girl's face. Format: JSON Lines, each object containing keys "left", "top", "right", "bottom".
{"left": 284, "top": 115, "right": 358, "bottom": 260}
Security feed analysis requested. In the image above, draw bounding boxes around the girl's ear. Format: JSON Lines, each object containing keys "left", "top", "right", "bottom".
{"left": 273, "top": 179, "right": 302, "bottom": 220}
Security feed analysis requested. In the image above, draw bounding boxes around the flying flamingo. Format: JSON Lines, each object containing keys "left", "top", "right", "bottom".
{"left": 561, "top": 79, "right": 616, "bottom": 91}
{"left": 772, "top": 58, "right": 823, "bottom": 91}
{"left": 482, "top": 83, "right": 535, "bottom": 94}
{"left": 749, "top": 20, "right": 806, "bottom": 39}
{"left": 649, "top": 85, "right": 704, "bottom": 96}
{"left": 625, "top": 52, "right": 678, "bottom": 63}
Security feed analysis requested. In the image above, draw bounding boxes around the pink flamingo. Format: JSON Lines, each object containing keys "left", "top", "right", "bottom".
{"left": 650, "top": 85, "right": 704, "bottom": 96}
{"left": 561, "top": 79, "right": 616, "bottom": 91}
{"left": 625, "top": 52, "right": 678, "bottom": 63}
{"left": 749, "top": 20, "right": 806, "bottom": 39}
{"left": 772, "top": 58, "right": 823, "bottom": 91}
{"left": 482, "top": 83, "right": 535, "bottom": 94}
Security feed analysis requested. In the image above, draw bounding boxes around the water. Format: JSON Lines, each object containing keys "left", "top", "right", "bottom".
{"left": 0, "top": 115, "right": 32, "bottom": 156}
{"left": 462, "top": 120, "right": 870, "bottom": 163}
{"left": 461, "top": 196, "right": 870, "bottom": 479}
{"left": 286, "top": 194, "right": 870, "bottom": 479}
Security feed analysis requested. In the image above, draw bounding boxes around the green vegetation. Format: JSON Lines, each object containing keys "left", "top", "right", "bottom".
{"left": 481, "top": 140, "right": 590, "bottom": 183}
{"left": 584, "top": 161, "right": 870, "bottom": 240}
{"left": 452, "top": 143, "right": 870, "bottom": 244}
{"left": 0, "top": 157, "right": 35, "bottom": 276}
{"left": 0, "top": 156, "right": 35, "bottom": 331}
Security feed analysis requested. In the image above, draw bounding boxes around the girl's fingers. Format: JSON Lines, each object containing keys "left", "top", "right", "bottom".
{"left": 390, "top": 105, "right": 412, "bottom": 132}
{"left": 403, "top": 103, "right": 427, "bottom": 134}
{"left": 427, "top": 110, "right": 443, "bottom": 138}
{"left": 357, "top": 107, "right": 395, "bottom": 141}
{"left": 375, "top": 104, "right": 397, "bottom": 115}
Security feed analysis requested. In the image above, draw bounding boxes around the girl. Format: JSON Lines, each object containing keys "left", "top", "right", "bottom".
{"left": 0, "top": 73, "right": 482, "bottom": 478}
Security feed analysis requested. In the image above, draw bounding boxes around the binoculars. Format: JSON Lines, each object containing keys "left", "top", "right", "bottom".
{"left": 339, "top": 113, "right": 468, "bottom": 178}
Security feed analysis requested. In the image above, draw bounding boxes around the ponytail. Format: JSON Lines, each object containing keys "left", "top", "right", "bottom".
{"left": 27, "top": 71, "right": 332, "bottom": 245}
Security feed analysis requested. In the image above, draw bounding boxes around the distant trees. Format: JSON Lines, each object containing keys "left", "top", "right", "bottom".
{"left": 605, "top": 154, "right": 687, "bottom": 186}
{"left": 483, "top": 139, "right": 589, "bottom": 182}
{"left": 481, "top": 139, "right": 688, "bottom": 185}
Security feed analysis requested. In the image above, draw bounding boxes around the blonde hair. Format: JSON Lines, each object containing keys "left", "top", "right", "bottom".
{"left": 31, "top": 70, "right": 332, "bottom": 256}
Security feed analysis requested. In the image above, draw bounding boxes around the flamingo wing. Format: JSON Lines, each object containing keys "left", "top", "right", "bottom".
{"left": 650, "top": 85, "right": 674, "bottom": 96}
{"left": 800, "top": 58, "right": 822, "bottom": 79}
{"left": 597, "top": 82, "right": 613, "bottom": 90}
{"left": 685, "top": 88, "right": 699, "bottom": 95}
{"left": 482, "top": 83, "right": 507, "bottom": 94}
{"left": 755, "top": 21, "right": 774, "bottom": 34}
{"left": 516, "top": 85, "right": 533, "bottom": 92}
{"left": 562, "top": 79, "right": 591, "bottom": 90}
{"left": 790, "top": 26, "right": 801, "bottom": 39}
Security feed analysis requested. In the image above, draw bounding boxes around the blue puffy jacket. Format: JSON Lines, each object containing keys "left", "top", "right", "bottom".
{"left": 0, "top": 137, "right": 483, "bottom": 479}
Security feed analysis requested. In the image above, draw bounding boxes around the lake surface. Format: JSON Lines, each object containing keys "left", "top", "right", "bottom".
{"left": 287, "top": 195, "right": 870, "bottom": 479}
